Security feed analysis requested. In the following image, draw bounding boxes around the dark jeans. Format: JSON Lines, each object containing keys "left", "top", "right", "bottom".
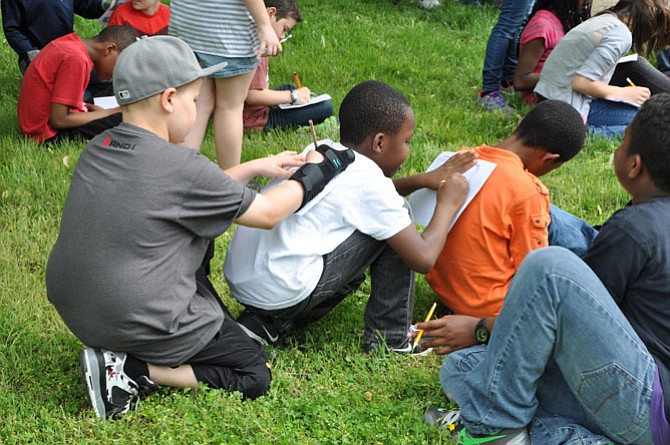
{"left": 265, "top": 84, "right": 333, "bottom": 130}
{"left": 610, "top": 57, "right": 670, "bottom": 95}
{"left": 48, "top": 112, "right": 122, "bottom": 144}
{"left": 184, "top": 242, "right": 271, "bottom": 399}
{"left": 243, "top": 230, "right": 415, "bottom": 350}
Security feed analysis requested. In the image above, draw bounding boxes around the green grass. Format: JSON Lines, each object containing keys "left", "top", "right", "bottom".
{"left": 0, "top": 0, "right": 627, "bottom": 443}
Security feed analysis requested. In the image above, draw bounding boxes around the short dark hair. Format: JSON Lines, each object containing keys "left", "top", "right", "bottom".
{"left": 627, "top": 93, "right": 670, "bottom": 193}
{"left": 265, "top": 0, "right": 301, "bottom": 22}
{"left": 95, "top": 26, "right": 137, "bottom": 52}
{"left": 339, "top": 80, "right": 411, "bottom": 146}
{"left": 514, "top": 99, "right": 586, "bottom": 162}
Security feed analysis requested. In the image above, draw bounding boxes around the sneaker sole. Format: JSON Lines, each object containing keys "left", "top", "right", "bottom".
{"left": 79, "top": 349, "right": 106, "bottom": 418}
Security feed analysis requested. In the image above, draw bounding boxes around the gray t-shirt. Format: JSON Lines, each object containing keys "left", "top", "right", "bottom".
{"left": 535, "top": 13, "right": 631, "bottom": 119}
{"left": 46, "top": 123, "right": 255, "bottom": 366}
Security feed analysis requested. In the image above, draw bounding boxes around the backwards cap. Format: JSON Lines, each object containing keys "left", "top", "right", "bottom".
{"left": 113, "top": 36, "right": 227, "bottom": 106}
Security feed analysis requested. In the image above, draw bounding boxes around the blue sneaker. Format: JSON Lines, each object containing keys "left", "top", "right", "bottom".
{"left": 478, "top": 91, "right": 515, "bottom": 114}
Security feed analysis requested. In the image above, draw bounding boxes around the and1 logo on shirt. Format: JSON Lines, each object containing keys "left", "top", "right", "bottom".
{"left": 102, "top": 136, "right": 135, "bottom": 150}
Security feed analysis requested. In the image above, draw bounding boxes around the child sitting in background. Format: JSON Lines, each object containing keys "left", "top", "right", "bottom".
{"left": 46, "top": 35, "right": 352, "bottom": 419}
{"left": 535, "top": 0, "right": 670, "bottom": 138}
{"left": 243, "top": 0, "right": 332, "bottom": 132}
{"left": 108, "top": 0, "right": 170, "bottom": 37}
{"left": 1, "top": 0, "right": 106, "bottom": 73}
{"left": 17, "top": 26, "right": 136, "bottom": 143}
{"left": 513, "top": 0, "right": 592, "bottom": 104}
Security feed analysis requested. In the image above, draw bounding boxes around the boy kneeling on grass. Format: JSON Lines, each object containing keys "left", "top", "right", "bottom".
{"left": 414, "top": 93, "right": 670, "bottom": 445}
{"left": 46, "top": 35, "right": 354, "bottom": 420}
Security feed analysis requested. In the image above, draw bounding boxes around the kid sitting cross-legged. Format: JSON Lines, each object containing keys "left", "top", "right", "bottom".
{"left": 46, "top": 35, "right": 353, "bottom": 419}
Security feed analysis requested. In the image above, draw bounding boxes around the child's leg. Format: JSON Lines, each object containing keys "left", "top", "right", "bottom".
{"left": 182, "top": 76, "right": 215, "bottom": 151}
{"left": 548, "top": 204, "right": 598, "bottom": 257}
{"left": 610, "top": 57, "right": 670, "bottom": 95}
{"left": 264, "top": 84, "right": 334, "bottom": 130}
{"left": 440, "top": 247, "right": 655, "bottom": 443}
{"left": 212, "top": 71, "right": 256, "bottom": 169}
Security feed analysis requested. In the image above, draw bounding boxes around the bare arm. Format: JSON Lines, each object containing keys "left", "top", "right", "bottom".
{"left": 513, "top": 38, "right": 546, "bottom": 92}
{"left": 246, "top": 86, "right": 311, "bottom": 106}
{"left": 49, "top": 102, "right": 120, "bottom": 130}
{"left": 224, "top": 151, "right": 305, "bottom": 184}
{"left": 387, "top": 173, "right": 468, "bottom": 273}
{"left": 572, "top": 74, "right": 650, "bottom": 105}
{"left": 392, "top": 149, "right": 476, "bottom": 197}
{"left": 243, "top": 0, "right": 281, "bottom": 57}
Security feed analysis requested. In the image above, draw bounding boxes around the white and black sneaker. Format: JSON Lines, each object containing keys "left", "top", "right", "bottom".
{"left": 80, "top": 348, "right": 140, "bottom": 419}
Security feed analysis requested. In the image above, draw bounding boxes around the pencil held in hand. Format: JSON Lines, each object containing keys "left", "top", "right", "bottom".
{"left": 413, "top": 302, "right": 437, "bottom": 349}
{"left": 293, "top": 71, "right": 302, "bottom": 88}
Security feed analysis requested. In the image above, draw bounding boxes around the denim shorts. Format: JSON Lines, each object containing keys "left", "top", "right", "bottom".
{"left": 194, "top": 51, "right": 260, "bottom": 78}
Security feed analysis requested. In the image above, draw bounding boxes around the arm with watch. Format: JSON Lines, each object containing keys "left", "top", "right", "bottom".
{"left": 410, "top": 314, "right": 496, "bottom": 355}
{"left": 245, "top": 85, "right": 312, "bottom": 107}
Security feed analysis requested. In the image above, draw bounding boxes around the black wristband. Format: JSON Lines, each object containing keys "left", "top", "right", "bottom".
{"left": 289, "top": 144, "right": 355, "bottom": 211}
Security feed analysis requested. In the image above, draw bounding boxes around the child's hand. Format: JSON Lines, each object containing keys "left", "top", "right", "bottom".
{"left": 620, "top": 86, "right": 651, "bottom": 105}
{"left": 257, "top": 24, "right": 281, "bottom": 58}
{"left": 409, "top": 315, "right": 479, "bottom": 355}
{"left": 294, "top": 87, "right": 312, "bottom": 105}
{"left": 436, "top": 172, "right": 468, "bottom": 209}
{"left": 262, "top": 151, "right": 306, "bottom": 178}
{"left": 425, "top": 149, "right": 477, "bottom": 190}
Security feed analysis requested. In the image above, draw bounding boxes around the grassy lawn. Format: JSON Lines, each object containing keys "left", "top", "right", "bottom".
{"left": 0, "top": 0, "right": 628, "bottom": 443}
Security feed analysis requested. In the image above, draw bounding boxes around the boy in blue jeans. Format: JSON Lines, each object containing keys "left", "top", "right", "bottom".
{"left": 413, "top": 93, "right": 670, "bottom": 445}
{"left": 46, "top": 36, "right": 353, "bottom": 419}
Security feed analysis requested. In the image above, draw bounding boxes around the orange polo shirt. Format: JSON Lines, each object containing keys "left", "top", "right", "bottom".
{"left": 425, "top": 145, "right": 550, "bottom": 318}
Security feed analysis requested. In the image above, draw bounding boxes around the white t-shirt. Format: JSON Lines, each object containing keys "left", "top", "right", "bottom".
{"left": 224, "top": 141, "right": 412, "bottom": 310}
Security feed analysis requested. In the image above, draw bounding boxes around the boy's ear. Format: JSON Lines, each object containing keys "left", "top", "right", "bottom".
{"left": 104, "top": 42, "right": 118, "bottom": 56}
{"left": 627, "top": 153, "right": 643, "bottom": 179}
{"left": 540, "top": 152, "right": 561, "bottom": 165}
{"left": 371, "top": 132, "right": 384, "bottom": 154}
{"left": 267, "top": 6, "right": 277, "bottom": 18}
{"left": 159, "top": 88, "right": 178, "bottom": 112}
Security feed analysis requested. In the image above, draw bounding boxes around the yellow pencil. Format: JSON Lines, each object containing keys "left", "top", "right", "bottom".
{"left": 412, "top": 302, "right": 437, "bottom": 349}
{"left": 626, "top": 77, "right": 636, "bottom": 87}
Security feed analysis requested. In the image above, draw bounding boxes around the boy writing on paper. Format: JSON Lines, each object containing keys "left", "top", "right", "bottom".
{"left": 422, "top": 100, "right": 593, "bottom": 352}
{"left": 16, "top": 26, "right": 136, "bottom": 143}
{"left": 46, "top": 36, "right": 353, "bottom": 419}
{"left": 225, "top": 80, "right": 476, "bottom": 353}
{"left": 242, "top": 0, "right": 333, "bottom": 132}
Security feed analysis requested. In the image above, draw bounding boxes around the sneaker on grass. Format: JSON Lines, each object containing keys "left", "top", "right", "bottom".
{"left": 477, "top": 91, "right": 515, "bottom": 114}
{"left": 457, "top": 427, "right": 530, "bottom": 445}
{"left": 80, "top": 348, "right": 151, "bottom": 419}
{"left": 424, "top": 405, "right": 463, "bottom": 434}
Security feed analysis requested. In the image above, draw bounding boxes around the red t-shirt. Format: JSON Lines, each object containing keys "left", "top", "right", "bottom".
{"left": 17, "top": 33, "right": 92, "bottom": 142}
{"left": 425, "top": 146, "right": 550, "bottom": 318}
{"left": 108, "top": 2, "right": 170, "bottom": 37}
{"left": 243, "top": 58, "right": 270, "bottom": 131}
{"left": 519, "top": 10, "right": 565, "bottom": 104}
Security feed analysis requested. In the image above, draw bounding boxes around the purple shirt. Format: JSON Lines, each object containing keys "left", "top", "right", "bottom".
{"left": 652, "top": 369, "right": 670, "bottom": 445}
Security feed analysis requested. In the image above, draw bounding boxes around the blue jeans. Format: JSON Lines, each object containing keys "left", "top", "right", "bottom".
{"left": 548, "top": 204, "right": 598, "bottom": 257}
{"left": 266, "top": 84, "right": 334, "bottom": 130}
{"left": 440, "top": 247, "right": 655, "bottom": 444}
{"left": 587, "top": 98, "right": 639, "bottom": 139}
{"left": 482, "top": 0, "right": 535, "bottom": 91}
{"left": 246, "top": 230, "right": 415, "bottom": 350}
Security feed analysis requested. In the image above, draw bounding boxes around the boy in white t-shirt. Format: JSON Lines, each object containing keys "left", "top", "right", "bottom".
{"left": 225, "top": 80, "right": 476, "bottom": 352}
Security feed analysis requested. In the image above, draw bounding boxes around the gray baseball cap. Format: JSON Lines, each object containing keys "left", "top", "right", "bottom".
{"left": 113, "top": 35, "right": 227, "bottom": 106}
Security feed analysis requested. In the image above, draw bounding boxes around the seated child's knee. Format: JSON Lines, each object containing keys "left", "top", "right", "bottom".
{"left": 242, "top": 361, "right": 272, "bottom": 400}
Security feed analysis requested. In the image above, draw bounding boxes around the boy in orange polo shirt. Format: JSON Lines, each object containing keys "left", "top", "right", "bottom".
{"left": 425, "top": 100, "right": 590, "bottom": 342}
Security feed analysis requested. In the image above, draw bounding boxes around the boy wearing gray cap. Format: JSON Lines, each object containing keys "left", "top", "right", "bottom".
{"left": 45, "top": 35, "right": 353, "bottom": 419}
